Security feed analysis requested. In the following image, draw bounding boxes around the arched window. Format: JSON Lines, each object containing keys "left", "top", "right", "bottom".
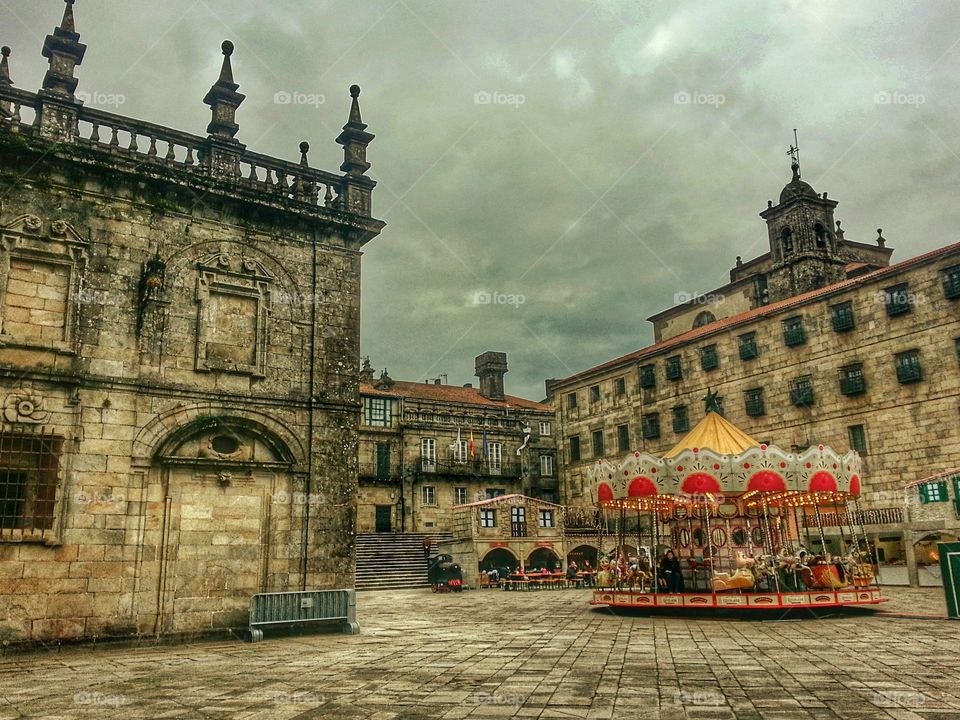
{"left": 693, "top": 310, "right": 716, "bottom": 329}
{"left": 780, "top": 227, "right": 794, "bottom": 254}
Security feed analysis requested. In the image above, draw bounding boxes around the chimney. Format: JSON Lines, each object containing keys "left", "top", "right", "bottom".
{"left": 475, "top": 351, "right": 508, "bottom": 401}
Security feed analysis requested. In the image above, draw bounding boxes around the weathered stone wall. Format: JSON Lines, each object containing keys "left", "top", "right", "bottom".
{"left": 0, "top": 134, "right": 368, "bottom": 641}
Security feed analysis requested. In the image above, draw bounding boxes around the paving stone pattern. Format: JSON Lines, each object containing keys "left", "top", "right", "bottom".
{"left": 0, "top": 587, "right": 956, "bottom": 719}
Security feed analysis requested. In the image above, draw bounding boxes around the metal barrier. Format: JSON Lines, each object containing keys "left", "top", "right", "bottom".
{"left": 246, "top": 589, "right": 359, "bottom": 642}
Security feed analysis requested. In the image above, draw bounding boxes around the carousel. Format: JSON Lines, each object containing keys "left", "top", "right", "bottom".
{"left": 589, "top": 398, "right": 885, "bottom": 611}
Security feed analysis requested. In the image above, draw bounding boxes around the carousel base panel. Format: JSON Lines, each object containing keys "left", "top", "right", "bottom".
{"left": 590, "top": 588, "right": 886, "bottom": 610}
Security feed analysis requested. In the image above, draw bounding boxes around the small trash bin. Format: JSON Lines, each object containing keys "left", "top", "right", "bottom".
{"left": 938, "top": 542, "right": 960, "bottom": 619}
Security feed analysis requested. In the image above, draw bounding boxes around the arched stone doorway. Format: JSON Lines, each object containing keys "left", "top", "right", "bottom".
{"left": 567, "top": 544, "right": 598, "bottom": 569}
{"left": 480, "top": 547, "right": 518, "bottom": 573}
{"left": 135, "top": 416, "right": 301, "bottom": 635}
{"left": 914, "top": 532, "right": 958, "bottom": 586}
{"left": 527, "top": 547, "right": 560, "bottom": 571}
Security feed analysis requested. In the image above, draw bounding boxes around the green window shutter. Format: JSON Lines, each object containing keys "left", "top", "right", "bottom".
{"left": 953, "top": 476, "right": 960, "bottom": 516}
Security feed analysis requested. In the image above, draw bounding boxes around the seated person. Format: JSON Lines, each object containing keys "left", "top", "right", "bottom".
{"left": 565, "top": 561, "right": 579, "bottom": 581}
{"left": 658, "top": 549, "right": 685, "bottom": 593}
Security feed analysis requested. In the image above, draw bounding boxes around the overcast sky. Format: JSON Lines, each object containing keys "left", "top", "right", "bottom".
{"left": 4, "top": 1, "right": 959, "bottom": 399}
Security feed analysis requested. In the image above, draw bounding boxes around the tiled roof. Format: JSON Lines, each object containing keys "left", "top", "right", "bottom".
{"left": 360, "top": 380, "right": 551, "bottom": 411}
{"left": 555, "top": 241, "right": 960, "bottom": 386}
{"left": 904, "top": 466, "right": 960, "bottom": 488}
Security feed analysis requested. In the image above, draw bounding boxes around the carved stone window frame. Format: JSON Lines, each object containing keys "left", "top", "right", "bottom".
{"left": 194, "top": 253, "right": 273, "bottom": 377}
{"left": 0, "top": 215, "right": 88, "bottom": 355}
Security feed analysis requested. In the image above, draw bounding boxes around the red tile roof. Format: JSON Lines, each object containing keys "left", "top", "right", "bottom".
{"left": 554, "top": 241, "right": 960, "bottom": 386}
{"left": 360, "top": 380, "right": 551, "bottom": 411}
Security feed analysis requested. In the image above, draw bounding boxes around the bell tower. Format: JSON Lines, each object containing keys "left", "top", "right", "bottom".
{"left": 759, "top": 134, "right": 846, "bottom": 302}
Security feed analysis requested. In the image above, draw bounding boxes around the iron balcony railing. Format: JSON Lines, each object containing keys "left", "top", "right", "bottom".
{"left": 358, "top": 463, "right": 402, "bottom": 481}
{"left": 415, "top": 457, "right": 521, "bottom": 478}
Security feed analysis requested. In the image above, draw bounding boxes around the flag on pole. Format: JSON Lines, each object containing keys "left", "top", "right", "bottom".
{"left": 482, "top": 429, "right": 488, "bottom": 457}
{"left": 469, "top": 430, "right": 475, "bottom": 458}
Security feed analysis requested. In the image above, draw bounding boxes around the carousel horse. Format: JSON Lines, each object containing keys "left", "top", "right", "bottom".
{"left": 801, "top": 554, "right": 847, "bottom": 589}
{"left": 625, "top": 555, "right": 653, "bottom": 591}
{"left": 842, "top": 549, "right": 874, "bottom": 587}
{"left": 735, "top": 552, "right": 756, "bottom": 569}
{"left": 711, "top": 567, "right": 756, "bottom": 592}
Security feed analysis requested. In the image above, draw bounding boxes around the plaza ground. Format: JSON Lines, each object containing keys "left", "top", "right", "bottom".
{"left": 0, "top": 587, "right": 957, "bottom": 719}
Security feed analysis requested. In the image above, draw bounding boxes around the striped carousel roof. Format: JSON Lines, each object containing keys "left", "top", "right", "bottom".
{"left": 664, "top": 412, "right": 759, "bottom": 458}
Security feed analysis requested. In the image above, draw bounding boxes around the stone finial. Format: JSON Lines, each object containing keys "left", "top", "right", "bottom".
{"left": 299, "top": 141, "right": 310, "bottom": 166}
{"left": 336, "top": 84, "right": 374, "bottom": 177}
{"left": 876, "top": 228, "right": 886, "bottom": 247}
{"left": 202, "top": 40, "right": 246, "bottom": 139}
{"left": 0, "top": 47, "right": 11, "bottom": 87}
{"left": 835, "top": 220, "right": 845, "bottom": 240}
{"left": 41, "top": 0, "right": 87, "bottom": 98}
{"left": 735, "top": 255, "right": 742, "bottom": 267}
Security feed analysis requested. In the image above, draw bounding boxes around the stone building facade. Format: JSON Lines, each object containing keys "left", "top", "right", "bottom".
{"left": 0, "top": 3, "right": 383, "bottom": 642}
{"left": 357, "top": 353, "right": 556, "bottom": 534}
{"left": 547, "top": 154, "right": 960, "bottom": 586}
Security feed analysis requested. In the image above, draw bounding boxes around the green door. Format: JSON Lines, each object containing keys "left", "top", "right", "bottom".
{"left": 940, "top": 542, "right": 960, "bottom": 619}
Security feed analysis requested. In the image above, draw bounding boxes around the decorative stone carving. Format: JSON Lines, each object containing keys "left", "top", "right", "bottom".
{"left": 4, "top": 390, "right": 51, "bottom": 423}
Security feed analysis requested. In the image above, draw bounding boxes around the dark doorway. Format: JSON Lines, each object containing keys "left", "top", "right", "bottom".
{"left": 375, "top": 505, "right": 392, "bottom": 533}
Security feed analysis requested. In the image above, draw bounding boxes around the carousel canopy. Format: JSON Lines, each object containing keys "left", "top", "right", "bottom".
{"left": 591, "top": 412, "right": 862, "bottom": 506}
{"left": 664, "top": 411, "right": 759, "bottom": 458}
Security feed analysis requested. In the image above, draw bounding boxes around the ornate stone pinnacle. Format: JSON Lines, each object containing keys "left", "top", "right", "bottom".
{"left": 299, "top": 141, "right": 310, "bottom": 166}
{"left": 0, "top": 47, "right": 12, "bottom": 87}
{"left": 202, "top": 39, "right": 245, "bottom": 139}
{"left": 41, "top": 0, "right": 86, "bottom": 97}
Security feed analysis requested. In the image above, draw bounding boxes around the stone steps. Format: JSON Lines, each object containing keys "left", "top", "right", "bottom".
{"left": 355, "top": 532, "right": 452, "bottom": 591}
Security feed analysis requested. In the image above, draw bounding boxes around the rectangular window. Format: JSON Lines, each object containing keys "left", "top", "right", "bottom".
{"left": 919, "top": 481, "right": 947, "bottom": 504}
{"left": 942, "top": 264, "right": 960, "bottom": 299}
{"left": 848, "top": 424, "right": 868, "bottom": 454}
{"left": 700, "top": 344, "right": 719, "bottom": 371}
{"left": 617, "top": 424, "right": 630, "bottom": 453}
{"left": 454, "top": 487, "right": 468, "bottom": 505}
{"left": 539, "top": 509, "right": 554, "bottom": 528}
{"left": 830, "top": 301, "right": 855, "bottom": 332}
{"left": 488, "top": 442, "right": 502, "bottom": 473}
{"left": 744, "top": 388, "right": 765, "bottom": 417}
{"left": 590, "top": 385, "right": 601, "bottom": 403}
{"left": 480, "top": 509, "right": 496, "bottom": 527}
{"left": 511, "top": 506, "right": 526, "bottom": 537}
{"left": 739, "top": 332, "right": 759, "bottom": 360}
{"left": 453, "top": 438, "right": 468, "bottom": 463}
{"left": 643, "top": 414, "right": 660, "bottom": 440}
{"left": 421, "top": 485, "right": 436, "bottom": 506}
{"left": 539, "top": 454, "right": 554, "bottom": 477}
{"left": 953, "top": 476, "right": 960, "bottom": 518}
{"left": 884, "top": 282, "right": 912, "bottom": 316}
{"left": 420, "top": 438, "right": 436, "bottom": 471}
{"left": 592, "top": 430, "right": 605, "bottom": 458}
{"left": 640, "top": 364, "right": 656, "bottom": 389}
{"left": 672, "top": 405, "right": 689, "bottom": 434}
{"left": 790, "top": 376, "right": 814, "bottom": 407}
{"left": 569, "top": 436, "right": 581, "bottom": 462}
{"left": 0, "top": 433, "right": 61, "bottom": 535}
{"left": 614, "top": 377, "right": 626, "bottom": 396}
{"left": 362, "top": 396, "right": 392, "bottom": 426}
{"left": 567, "top": 392, "right": 578, "bottom": 409}
{"left": 539, "top": 421, "right": 551, "bottom": 436}
{"left": 665, "top": 356, "right": 682, "bottom": 381}
{"left": 375, "top": 442, "right": 391, "bottom": 479}
{"left": 895, "top": 349, "right": 922, "bottom": 384}
{"left": 839, "top": 363, "right": 866, "bottom": 396}
{"left": 783, "top": 316, "right": 806, "bottom": 347}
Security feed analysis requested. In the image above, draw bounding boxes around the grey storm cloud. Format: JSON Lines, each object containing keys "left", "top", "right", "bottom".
{"left": 3, "top": 0, "right": 958, "bottom": 399}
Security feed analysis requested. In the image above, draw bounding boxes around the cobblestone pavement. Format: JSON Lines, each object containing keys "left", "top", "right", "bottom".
{"left": 0, "top": 586, "right": 957, "bottom": 719}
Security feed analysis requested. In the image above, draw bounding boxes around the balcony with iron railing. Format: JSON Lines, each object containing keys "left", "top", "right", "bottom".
{"left": 414, "top": 457, "right": 521, "bottom": 478}
{"left": 357, "top": 463, "right": 403, "bottom": 481}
